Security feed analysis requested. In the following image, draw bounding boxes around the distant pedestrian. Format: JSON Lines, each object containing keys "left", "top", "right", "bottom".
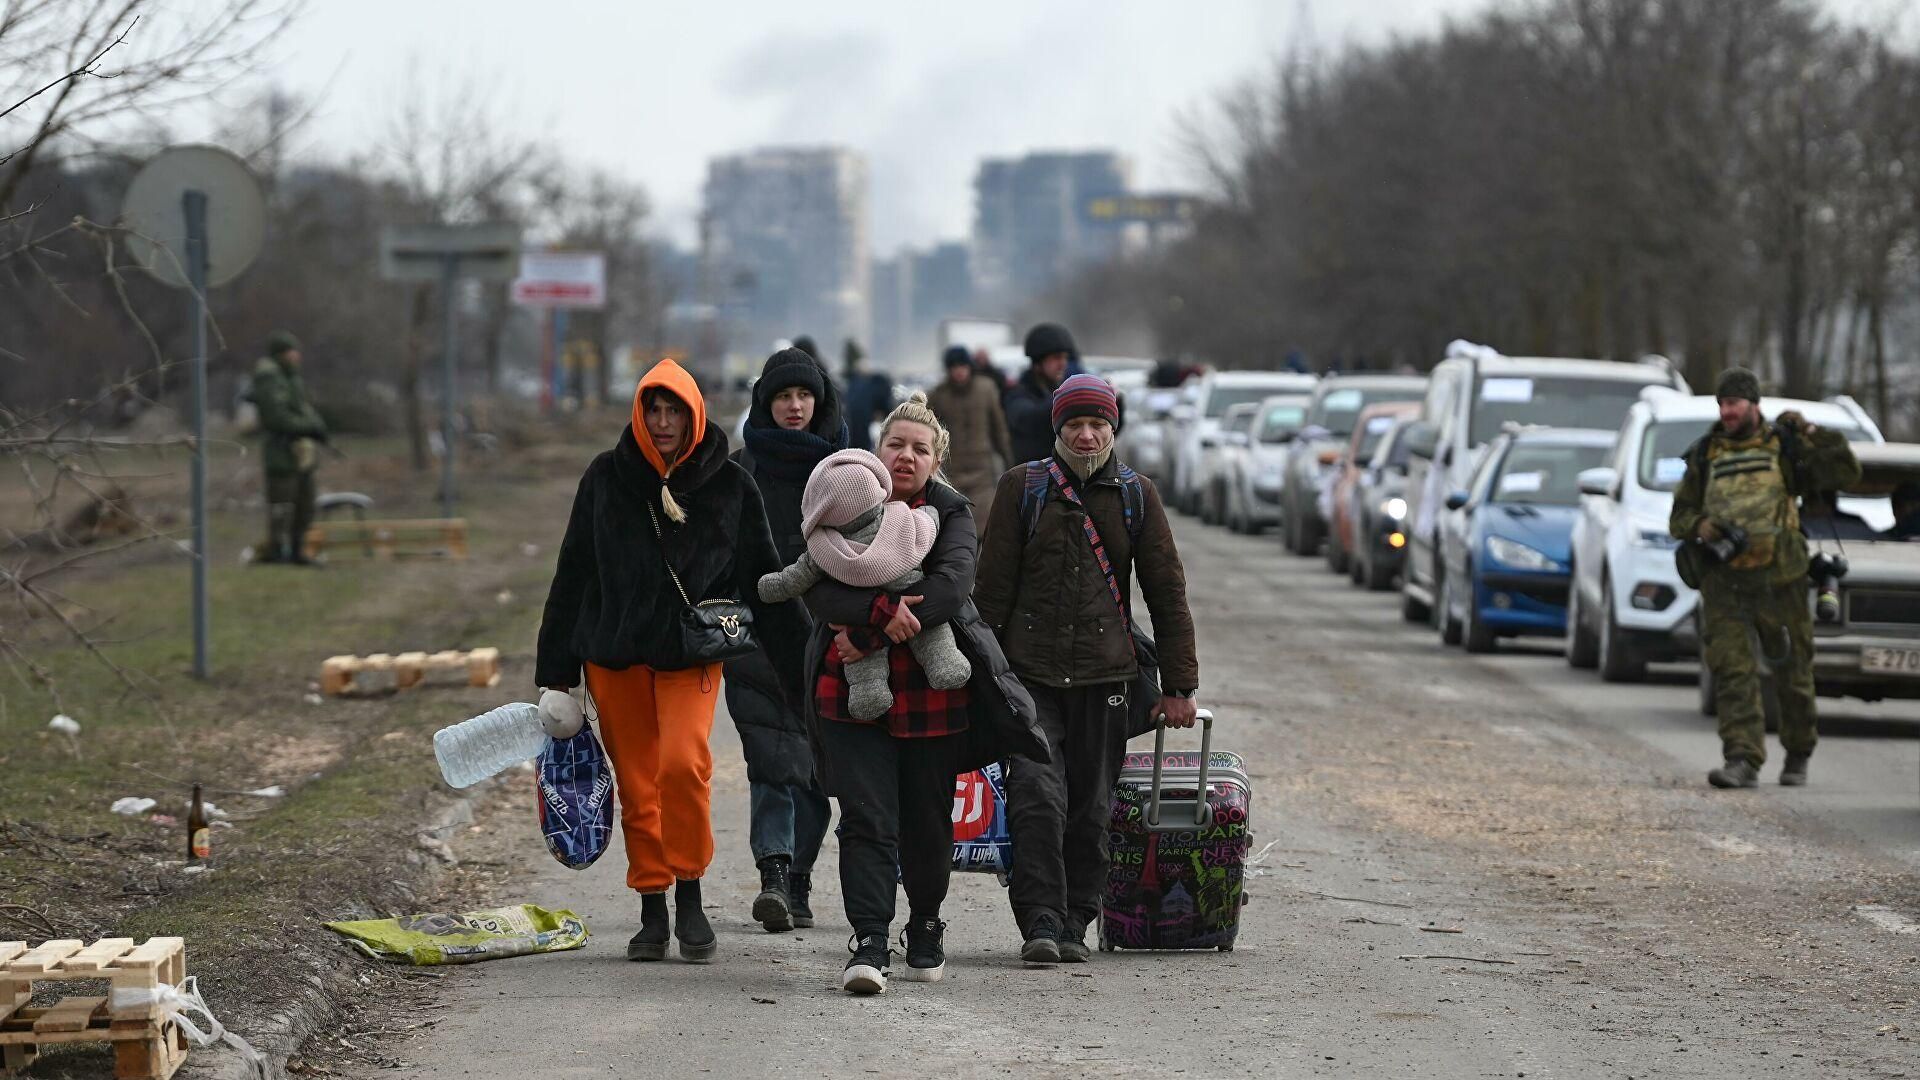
{"left": 249, "top": 330, "right": 328, "bottom": 565}
{"left": 728, "top": 347, "right": 847, "bottom": 933}
{"left": 535, "top": 358, "right": 808, "bottom": 963}
{"left": 1003, "top": 323, "right": 1075, "bottom": 465}
{"left": 840, "top": 338, "right": 893, "bottom": 450}
{"left": 798, "top": 394, "right": 1046, "bottom": 994}
{"left": 1670, "top": 367, "right": 1859, "bottom": 790}
{"left": 974, "top": 372, "right": 1200, "bottom": 965}
{"left": 926, "top": 345, "right": 1013, "bottom": 518}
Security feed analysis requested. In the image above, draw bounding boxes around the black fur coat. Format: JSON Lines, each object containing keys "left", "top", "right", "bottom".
{"left": 535, "top": 423, "right": 806, "bottom": 699}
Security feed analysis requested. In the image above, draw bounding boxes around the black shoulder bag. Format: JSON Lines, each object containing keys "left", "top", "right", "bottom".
{"left": 646, "top": 500, "right": 758, "bottom": 664}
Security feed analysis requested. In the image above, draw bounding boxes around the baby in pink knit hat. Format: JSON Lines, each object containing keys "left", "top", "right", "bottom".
{"left": 758, "top": 448, "right": 971, "bottom": 718}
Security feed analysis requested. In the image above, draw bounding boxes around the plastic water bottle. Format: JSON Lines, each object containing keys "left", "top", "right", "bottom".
{"left": 434, "top": 702, "right": 546, "bottom": 789}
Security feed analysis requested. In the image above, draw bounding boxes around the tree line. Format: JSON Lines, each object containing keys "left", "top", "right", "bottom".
{"left": 1, "top": 2, "right": 671, "bottom": 469}
{"left": 1075, "top": 0, "right": 1918, "bottom": 433}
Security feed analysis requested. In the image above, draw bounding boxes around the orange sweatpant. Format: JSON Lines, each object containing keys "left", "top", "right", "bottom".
{"left": 584, "top": 661, "right": 722, "bottom": 893}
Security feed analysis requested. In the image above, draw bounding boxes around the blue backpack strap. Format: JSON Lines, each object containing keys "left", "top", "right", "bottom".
{"left": 1115, "top": 463, "right": 1145, "bottom": 544}
{"left": 1019, "top": 460, "right": 1052, "bottom": 541}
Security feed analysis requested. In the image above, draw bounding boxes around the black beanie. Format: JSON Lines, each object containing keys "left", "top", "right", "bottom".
{"left": 942, "top": 345, "right": 974, "bottom": 370}
{"left": 1024, "top": 322, "right": 1077, "bottom": 363}
{"left": 1714, "top": 367, "right": 1761, "bottom": 404}
{"left": 756, "top": 347, "right": 826, "bottom": 404}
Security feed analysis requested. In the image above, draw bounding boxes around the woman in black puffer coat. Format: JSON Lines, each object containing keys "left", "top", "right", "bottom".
{"left": 726, "top": 347, "right": 847, "bottom": 932}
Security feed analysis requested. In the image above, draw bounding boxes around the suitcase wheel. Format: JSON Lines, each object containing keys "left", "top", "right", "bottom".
{"left": 1218, "top": 944, "right": 1233, "bottom": 952}
{"left": 1099, "top": 935, "right": 1114, "bottom": 953}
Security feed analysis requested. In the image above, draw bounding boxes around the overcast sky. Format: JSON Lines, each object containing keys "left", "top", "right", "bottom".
{"left": 172, "top": 0, "right": 1909, "bottom": 253}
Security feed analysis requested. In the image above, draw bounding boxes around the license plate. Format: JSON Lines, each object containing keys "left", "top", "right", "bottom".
{"left": 1861, "top": 646, "right": 1920, "bottom": 676}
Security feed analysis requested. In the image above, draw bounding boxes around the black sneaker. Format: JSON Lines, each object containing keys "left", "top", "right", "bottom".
{"left": 1708, "top": 758, "right": 1760, "bottom": 789}
{"left": 1021, "top": 912, "right": 1062, "bottom": 966}
{"left": 843, "top": 932, "right": 891, "bottom": 995}
{"left": 1779, "top": 753, "right": 1810, "bottom": 787}
{"left": 752, "top": 855, "right": 793, "bottom": 932}
{"left": 1057, "top": 922, "right": 1090, "bottom": 964}
{"left": 898, "top": 917, "right": 946, "bottom": 983}
{"left": 789, "top": 872, "right": 814, "bottom": 929}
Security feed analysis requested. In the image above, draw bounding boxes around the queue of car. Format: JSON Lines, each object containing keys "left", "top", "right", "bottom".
{"left": 1130, "top": 338, "right": 1920, "bottom": 719}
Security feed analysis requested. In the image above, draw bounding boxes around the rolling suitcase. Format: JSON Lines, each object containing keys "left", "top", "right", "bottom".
{"left": 1099, "top": 710, "right": 1251, "bottom": 952}
{"left": 950, "top": 761, "right": 1014, "bottom": 876}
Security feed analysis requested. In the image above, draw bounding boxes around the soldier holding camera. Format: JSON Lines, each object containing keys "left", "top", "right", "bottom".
{"left": 1671, "top": 368, "right": 1861, "bottom": 789}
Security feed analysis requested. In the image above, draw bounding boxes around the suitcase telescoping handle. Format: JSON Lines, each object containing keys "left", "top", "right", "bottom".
{"left": 1147, "top": 708, "right": 1214, "bottom": 829}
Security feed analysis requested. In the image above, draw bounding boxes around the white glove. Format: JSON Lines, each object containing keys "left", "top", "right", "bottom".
{"left": 538, "top": 688, "right": 585, "bottom": 739}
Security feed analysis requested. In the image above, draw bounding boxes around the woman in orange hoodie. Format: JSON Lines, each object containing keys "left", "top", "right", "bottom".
{"left": 536, "top": 359, "right": 807, "bottom": 962}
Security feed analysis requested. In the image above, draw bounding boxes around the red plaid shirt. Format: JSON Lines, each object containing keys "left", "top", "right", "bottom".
{"left": 813, "top": 500, "right": 971, "bottom": 739}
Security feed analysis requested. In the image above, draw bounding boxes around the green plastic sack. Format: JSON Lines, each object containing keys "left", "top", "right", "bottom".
{"left": 325, "top": 904, "right": 588, "bottom": 965}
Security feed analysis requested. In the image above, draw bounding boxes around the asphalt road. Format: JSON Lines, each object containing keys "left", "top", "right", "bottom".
{"left": 372, "top": 516, "right": 1920, "bottom": 1080}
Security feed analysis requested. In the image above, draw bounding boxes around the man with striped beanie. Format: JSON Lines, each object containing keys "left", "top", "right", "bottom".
{"left": 974, "top": 372, "right": 1200, "bottom": 965}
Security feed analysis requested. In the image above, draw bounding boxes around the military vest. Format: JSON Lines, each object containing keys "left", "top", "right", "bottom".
{"left": 1703, "top": 431, "right": 1797, "bottom": 572}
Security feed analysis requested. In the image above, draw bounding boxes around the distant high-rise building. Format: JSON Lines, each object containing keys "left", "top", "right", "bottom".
{"left": 870, "top": 242, "right": 977, "bottom": 372}
{"left": 971, "top": 151, "right": 1129, "bottom": 308}
{"left": 701, "top": 147, "right": 870, "bottom": 374}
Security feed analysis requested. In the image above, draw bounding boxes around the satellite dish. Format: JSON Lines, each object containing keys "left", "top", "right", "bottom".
{"left": 120, "top": 145, "right": 266, "bottom": 289}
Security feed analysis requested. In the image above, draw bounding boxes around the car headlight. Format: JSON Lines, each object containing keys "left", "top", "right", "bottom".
{"left": 1486, "top": 535, "right": 1558, "bottom": 572}
{"left": 1635, "top": 528, "right": 1679, "bottom": 550}
{"left": 1382, "top": 497, "right": 1407, "bottom": 520}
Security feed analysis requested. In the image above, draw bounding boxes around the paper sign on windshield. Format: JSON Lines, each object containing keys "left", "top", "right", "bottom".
{"left": 1654, "top": 457, "right": 1687, "bottom": 484}
{"left": 1481, "top": 378, "right": 1534, "bottom": 403}
{"left": 1365, "top": 415, "right": 1395, "bottom": 433}
{"left": 1499, "top": 471, "right": 1545, "bottom": 494}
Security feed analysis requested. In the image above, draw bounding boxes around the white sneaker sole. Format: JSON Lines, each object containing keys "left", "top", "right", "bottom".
{"left": 895, "top": 961, "right": 945, "bottom": 983}
{"left": 842, "top": 964, "right": 888, "bottom": 995}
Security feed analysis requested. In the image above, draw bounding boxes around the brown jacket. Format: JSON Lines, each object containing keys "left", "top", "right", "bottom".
{"left": 927, "top": 376, "right": 1013, "bottom": 489}
{"left": 974, "top": 456, "right": 1199, "bottom": 693}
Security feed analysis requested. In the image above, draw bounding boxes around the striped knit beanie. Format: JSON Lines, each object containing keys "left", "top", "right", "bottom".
{"left": 1051, "top": 373, "right": 1121, "bottom": 435}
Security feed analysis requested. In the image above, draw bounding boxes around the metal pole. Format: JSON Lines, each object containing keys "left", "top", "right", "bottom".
{"left": 183, "top": 190, "right": 211, "bottom": 679}
{"left": 553, "top": 309, "right": 571, "bottom": 407}
{"left": 439, "top": 254, "right": 458, "bottom": 518}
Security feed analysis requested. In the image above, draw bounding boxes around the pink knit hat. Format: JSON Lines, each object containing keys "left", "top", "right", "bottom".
{"left": 800, "top": 449, "right": 939, "bottom": 587}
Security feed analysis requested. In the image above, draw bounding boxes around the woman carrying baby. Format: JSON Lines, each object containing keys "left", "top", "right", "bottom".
{"left": 791, "top": 393, "right": 1046, "bottom": 995}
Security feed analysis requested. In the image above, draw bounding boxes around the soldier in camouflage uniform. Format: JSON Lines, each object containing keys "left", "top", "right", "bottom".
{"left": 1670, "top": 368, "right": 1860, "bottom": 789}
{"left": 250, "top": 331, "right": 328, "bottom": 565}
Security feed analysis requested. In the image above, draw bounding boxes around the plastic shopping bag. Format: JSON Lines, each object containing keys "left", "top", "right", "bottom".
{"left": 326, "top": 904, "right": 588, "bottom": 965}
{"left": 951, "top": 762, "right": 1013, "bottom": 874}
{"left": 538, "top": 727, "right": 614, "bottom": 870}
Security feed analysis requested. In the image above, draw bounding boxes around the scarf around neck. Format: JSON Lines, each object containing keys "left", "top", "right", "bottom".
{"left": 744, "top": 421, "right": 845, "bottom": 482}
{"left": 1054, "top": 435, "right": 1114, "bottom": 483}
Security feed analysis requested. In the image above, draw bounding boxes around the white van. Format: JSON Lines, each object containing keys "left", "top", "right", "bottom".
{"left": 1398, "top": 342, "right": 1688, "bottom": 623}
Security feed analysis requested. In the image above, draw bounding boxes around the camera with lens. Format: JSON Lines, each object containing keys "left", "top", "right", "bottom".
{"left": 1700, "top": 521, "right": 1749, "bottom": 564}
{"left": 1809, "top": 552, "right": 1849, "bottom": 624}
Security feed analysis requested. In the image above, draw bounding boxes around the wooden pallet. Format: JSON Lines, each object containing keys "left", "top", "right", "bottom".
{"left": 0, "top": 937, "right": 190, "bottom": 1080}
{"left": 319, "top": 647, "right": 501, "bottom": 696}
{"left": 303, "top": 517, "right": 468, "bottom": 560}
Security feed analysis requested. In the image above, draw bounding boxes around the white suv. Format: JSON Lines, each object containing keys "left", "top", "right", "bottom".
{"left": 1168, "top": 370, "right": 1318, "bottom": 514}
{"left": 1565, "top": 390, "right": 1883, "bottom": 682}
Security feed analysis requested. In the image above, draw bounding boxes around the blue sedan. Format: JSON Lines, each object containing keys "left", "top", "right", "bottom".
{"left": 1436, "top": 428, "right": 1616, "bottom": 653}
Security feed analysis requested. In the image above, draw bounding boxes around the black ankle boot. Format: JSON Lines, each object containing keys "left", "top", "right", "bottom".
{"left": 789, "top": 871, "right": 814, "bottom": 929}
{"left": 628, "top": 892, "right": 670, "bottom": 961}
{"left": 674, "top": 878, "right": 717, "bottom": 962}
{"left": 752, "top": 855, "right": 793, "bottom": 932}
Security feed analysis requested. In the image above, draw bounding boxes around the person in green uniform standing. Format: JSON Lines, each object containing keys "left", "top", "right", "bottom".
{"left": 250, "top": 330, "right": 328, "bottom": 565}
{"left": 1669, "top": 368, "right": 1860, "bottom": 789}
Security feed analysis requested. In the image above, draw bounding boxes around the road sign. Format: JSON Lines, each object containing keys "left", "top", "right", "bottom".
{"left": 120, "top": 146, "right": 268, "bottom": 680}
{"left": 379, "top": 224, "right": 520, "bottom": 283}
{"left": 512, "top": 251, "right": 606, "bottom": 309}
{"left": 121, "top": 145, "right": 265, "bottom": 288}
{"left": 1082, "top": 193, "right": 1201, "bottom": 225}
{"left": 376, "top": 223, "right": 521, "bottom": 517}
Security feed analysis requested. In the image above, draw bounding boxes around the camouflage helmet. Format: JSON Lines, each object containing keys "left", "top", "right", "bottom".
{"left": 267, "top": 330, "right": 302, "bottom": 358}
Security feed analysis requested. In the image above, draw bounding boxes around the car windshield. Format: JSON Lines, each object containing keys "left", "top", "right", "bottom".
{"left": 1258, "top": 404, "right": 1307, "bottom": 442}
{"left": 1224, "top": 409, "right": 1257, "bottom": 435}
{"left": 1636, "top": 419, "right": 1868, "bottom": 492}
{"left": 1311, "top": 385, "right": 1424, "bottom": 437}
{"left": 1208, "top": 385, "right": 1294, "bottom": 418}
{"left": 1352, "top": 413, "right": 1400, "bottom": 461}
{"left": 1491, "top": 443, "right": 1612, "bottom": 506}
{"left": 1468, "top": 375, "right": 1660, "bottom": 446}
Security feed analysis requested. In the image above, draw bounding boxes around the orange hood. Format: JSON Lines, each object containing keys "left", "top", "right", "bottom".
{"left": 630, "top": 358, "right": 707, "bottom": 477}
